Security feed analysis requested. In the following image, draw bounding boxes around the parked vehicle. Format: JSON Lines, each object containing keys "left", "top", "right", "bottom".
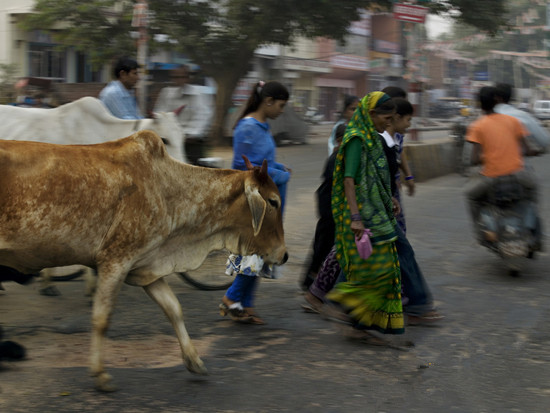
{"left": 303, "top": 107, "right": 324, "bottom": 124}
{"left": 269, "top": 105, "right": 309, "bottom": 145}
{"left": 533, "top": 100, "right": 550, "bottom": 120}
{"left": 225, "top": 104, "right": 309, "bottom": 146}
{"left": 476, "top": 175, "right": 542, "bottom": 276}
{"left": 429, "top": 97, "right": 465, "bottom": 119}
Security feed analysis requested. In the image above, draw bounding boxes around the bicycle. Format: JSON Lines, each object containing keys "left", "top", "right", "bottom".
{"left": 45, "top": 250, "right": 233, "bottom": 291}
{"left": 177, "top": 250, "right": 234, "bottom": 290}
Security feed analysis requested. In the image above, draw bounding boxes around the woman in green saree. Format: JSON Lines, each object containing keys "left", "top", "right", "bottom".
{"left": 327, "top": 91, "right": 405, "bottom": 342}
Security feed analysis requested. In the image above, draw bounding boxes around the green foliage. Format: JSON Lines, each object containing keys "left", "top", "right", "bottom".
{"left": 435, "top": 0, "right": 548, "bottom": 88}
{"left": 20, "top": 0, "right": 137, "bottom": 70}
{"left": 148, "top": 0, "right": 387, "bottom": 78}
{"left": 21, "top": 1, "right": 509, "bottom": 73}
{"left": 449, "top": 0, "right": 547, "bottom": 55}
{"left": 21, "top": 0, "right": 511, "bottom": 74}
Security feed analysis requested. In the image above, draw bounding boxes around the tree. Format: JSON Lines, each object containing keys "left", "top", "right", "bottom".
{"left": 437, "top": 0, "right": 548, "bottom": 87}
{"left": 149, "top": 0, "right": 385, "bottom": 143}
{"left": 21, "top": 0, "right": 137, "bottom": 70}
{"left": 22, "top": 0, "right": 508, "bottom": 144}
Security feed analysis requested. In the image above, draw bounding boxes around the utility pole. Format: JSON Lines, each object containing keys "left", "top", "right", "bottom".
{"left": 393, "top": 1, "right": 429, "bottom": 140}
{"left": 132, "top": 0, "right": 148, "bottom": 114}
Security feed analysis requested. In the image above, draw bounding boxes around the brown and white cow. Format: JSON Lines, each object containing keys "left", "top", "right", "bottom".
{"left": 0, "top": 130, "right": 287, "bottom": 391}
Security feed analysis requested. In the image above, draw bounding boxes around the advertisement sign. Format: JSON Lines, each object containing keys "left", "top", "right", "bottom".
{"left": 349, "top": 10, "right": 371, "bottom": 37}
{"left": 373, "top": 39, "right": 400, "bottom": 54}
{"left": 393, "top": 3, "right": 429, "bottom": 24}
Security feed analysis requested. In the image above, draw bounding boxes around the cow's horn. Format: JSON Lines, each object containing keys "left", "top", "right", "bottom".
{"left": 242, "top": 155, "right": 254, "bottom": 170}
{"left": 174, "top": 105, "right": 186, "bottom": 116}
{"left": 260, "top": 159, "right": 268, "bottom": 177}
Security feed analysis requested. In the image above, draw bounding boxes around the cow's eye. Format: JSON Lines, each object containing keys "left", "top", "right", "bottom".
{"left": 268, "top": 199, "right": 279, "bottom": 208}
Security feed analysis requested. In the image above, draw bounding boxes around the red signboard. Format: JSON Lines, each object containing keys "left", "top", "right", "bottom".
{"left": 393, "top": 3, "right": 429, "bottom": 24}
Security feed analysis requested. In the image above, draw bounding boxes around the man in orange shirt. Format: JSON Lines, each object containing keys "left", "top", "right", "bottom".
{"left": 465, "top": 86, "right": 538, "bottom": 240}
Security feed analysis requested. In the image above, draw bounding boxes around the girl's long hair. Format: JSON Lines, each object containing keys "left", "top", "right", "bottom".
{"left": 239, "top": 81, "right": 289, "bottom": 122}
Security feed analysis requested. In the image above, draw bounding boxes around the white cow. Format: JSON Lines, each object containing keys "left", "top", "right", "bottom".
{"left": 0, "top": 97, "right": 186, "bottom": 162}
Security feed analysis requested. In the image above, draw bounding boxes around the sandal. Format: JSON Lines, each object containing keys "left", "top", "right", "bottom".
{"left": 406, "top": 311, "right": 445, "bottom": 326}
{"left": 239, "top": 309, "right": 265, "bottom": 325}
{"left": 320, "top": 302, "right": 352, "bottom": 324}
{"left": 219, "top": 302, "right": 246, "bottom": 320}
{"left": 301, "top": 291, "right": 324, "bottom": 314}
{"left": 236, "top": 314, "right": 266, "bottom": 325}
{"left": 350, "top": 330, "right": 414, "bottom": 351}
{"left": 359, "top": 331, "right": 393, "bottom": 347}
{"left": 301, "top": 303, "right": 320, "bottom": 314}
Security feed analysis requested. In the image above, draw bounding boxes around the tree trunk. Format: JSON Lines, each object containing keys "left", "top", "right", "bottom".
{"left": 208, "top": 48, "right": 256, "bottom": 146}
{"left": 210, "top": 78, "right": 238, "bottom": 146}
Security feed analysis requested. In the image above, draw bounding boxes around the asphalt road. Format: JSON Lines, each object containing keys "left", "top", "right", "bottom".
{"left": 1, "top": 129, "right": 549, "bottom": 413}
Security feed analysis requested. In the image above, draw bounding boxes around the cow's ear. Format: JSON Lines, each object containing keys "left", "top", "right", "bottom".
{"left": 245, "top": 183, "right": 266, "bottom": 236}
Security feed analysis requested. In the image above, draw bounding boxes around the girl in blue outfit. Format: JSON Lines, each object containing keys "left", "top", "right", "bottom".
{"left": 219, "top": 81, "right": 291, "bottom": 325}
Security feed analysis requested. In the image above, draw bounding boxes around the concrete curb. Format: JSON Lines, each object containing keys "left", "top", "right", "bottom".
{"left": 206, "top": 124, "right": 460, "bottom": 183}
{"left": 403, "top": 139, "right": 457, "bottom": 182}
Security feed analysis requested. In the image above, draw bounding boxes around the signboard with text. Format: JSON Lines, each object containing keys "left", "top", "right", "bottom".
{"left": 393, "top": 3, "right": 429, "bottom": 24}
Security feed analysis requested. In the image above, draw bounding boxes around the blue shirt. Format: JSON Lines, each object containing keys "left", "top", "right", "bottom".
{"left": 494, "top": 103, "right": 549, "bottom": 152}
{"left": 232, "top": 117, "right": 290, "bottom": 186}
{"left": 99, "top": 80, "right": 143, "bottom": 120}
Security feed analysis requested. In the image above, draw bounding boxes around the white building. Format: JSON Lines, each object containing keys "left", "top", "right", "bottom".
{"left": 0, "top": 0, "right": 107, "bottom": 83}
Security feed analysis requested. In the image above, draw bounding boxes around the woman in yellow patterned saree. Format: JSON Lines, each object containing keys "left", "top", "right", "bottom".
{"left": 327, "top": 91, "right": 405, "bottom": 341}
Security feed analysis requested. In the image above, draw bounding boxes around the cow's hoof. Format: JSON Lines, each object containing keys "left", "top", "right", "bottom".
{"left": 94, "top": 372, "right": 117, "bottom": 392}
{"left": 185, "top": 357, "right": 208, "bottom": 375}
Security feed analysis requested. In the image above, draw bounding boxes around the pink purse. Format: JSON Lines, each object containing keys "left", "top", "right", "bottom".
{"left": 355, "top": 229, "right": 373, "bottom": 259}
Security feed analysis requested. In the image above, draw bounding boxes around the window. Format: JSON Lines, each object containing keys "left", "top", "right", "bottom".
{"left": 28, "top": 44, "right": 66, "bottom": 80}
{"left": 76, "top": 52, "right": 102, "bottom": 82}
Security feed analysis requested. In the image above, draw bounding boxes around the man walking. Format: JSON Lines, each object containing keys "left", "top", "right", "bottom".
{"left": 99, "top": 57, "right": 143, "bottom": 120}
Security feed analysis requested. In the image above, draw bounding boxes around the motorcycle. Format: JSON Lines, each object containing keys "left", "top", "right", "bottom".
{"left": 477, "top": 174, "right": 542, "bottom": 276}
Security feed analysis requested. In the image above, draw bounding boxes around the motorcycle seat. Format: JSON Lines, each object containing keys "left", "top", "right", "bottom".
{"left": 489, "top": 175, "right": 524, "bottom": 205}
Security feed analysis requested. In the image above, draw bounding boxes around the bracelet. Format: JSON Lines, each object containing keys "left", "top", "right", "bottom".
{"left": 405, "top": 175, "right": 414, "bottom": 181}
{"left": 350, "top": 213, "right": 362, "bottom": 221}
